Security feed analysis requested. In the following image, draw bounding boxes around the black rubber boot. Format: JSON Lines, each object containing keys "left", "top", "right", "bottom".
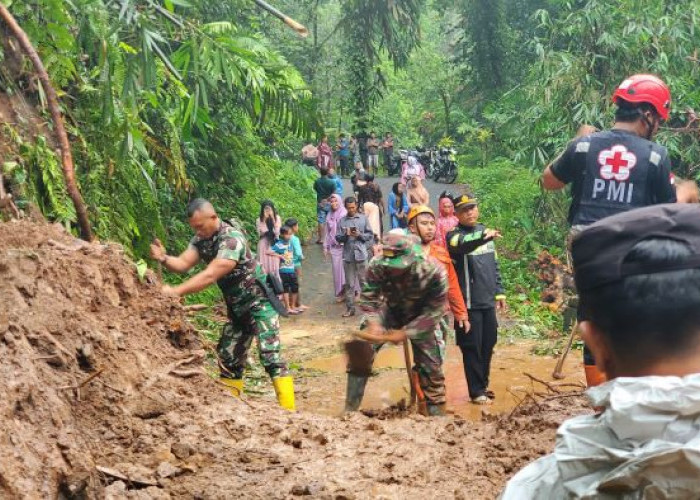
{"left": 426, "top": 403, "right": 446, "bottom": 416}
{"left": 344, "top": 374, "right": 369, "bottom": 412}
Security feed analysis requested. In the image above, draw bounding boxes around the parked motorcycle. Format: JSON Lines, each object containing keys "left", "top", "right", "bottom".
{"left": 431, "top": 147, "right": 458, "bottom": 184}
{"left": 389, "top": 150, "right": 408, "bottom": 176}
{"left": 416, "top": 147, "right": 436, "bottom": 178}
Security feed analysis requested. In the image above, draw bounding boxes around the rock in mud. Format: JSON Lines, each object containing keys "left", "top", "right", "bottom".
{"left": 156, "top": 462, "right": 181, "bottom": 479}
{"left": 171, "top": 442, "right": 193, "bottom": 460}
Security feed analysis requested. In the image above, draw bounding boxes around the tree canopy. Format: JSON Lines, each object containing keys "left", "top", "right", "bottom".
{"left": 1, "top": 0, "right": 699, "bottom": 256}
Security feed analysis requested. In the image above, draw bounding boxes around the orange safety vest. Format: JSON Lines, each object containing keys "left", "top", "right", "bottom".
{"left": 428, "top": 242, "right": 468, "bottom": 321}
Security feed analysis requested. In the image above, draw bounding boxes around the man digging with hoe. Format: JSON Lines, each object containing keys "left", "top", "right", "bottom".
{"left": 344, "top": 232, "right": 449, "bottom": 416}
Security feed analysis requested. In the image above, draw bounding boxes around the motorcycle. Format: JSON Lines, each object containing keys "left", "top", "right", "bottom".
{"left": 416, "top": 147, "right": 437, "bottom": 178}
{"left": 431, "top": 147, "right": 458, "bottom": 184}
{"left": 389, "top": 149, "right": 407, "bottom": 177}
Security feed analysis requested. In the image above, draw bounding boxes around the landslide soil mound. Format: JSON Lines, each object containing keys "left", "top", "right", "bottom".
{"left": 0, "top": 220, "right": 589, "bottom": 499}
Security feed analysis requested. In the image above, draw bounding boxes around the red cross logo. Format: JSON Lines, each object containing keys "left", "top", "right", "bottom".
{"left": 598, "top": 145, "right": 637, "bottom": 181}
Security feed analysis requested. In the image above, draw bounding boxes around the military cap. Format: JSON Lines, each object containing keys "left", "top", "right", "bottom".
{"left": 380, "top": 232, "right": 423, "bottom": 269}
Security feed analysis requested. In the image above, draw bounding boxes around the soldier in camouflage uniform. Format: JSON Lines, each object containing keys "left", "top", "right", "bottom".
{"left": 150, "top": 199, "right": 295, "bottom": 410}
{"left": 345, "top": 232, "right": 449, "bottom": 416}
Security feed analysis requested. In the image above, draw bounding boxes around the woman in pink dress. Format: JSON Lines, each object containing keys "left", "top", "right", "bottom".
{"left": 256, "top": 200, "right": 282, "bottom": 282}
{"left": 317, "top": 135, "right": 335, "bottom": 170}
{"left": 434, "top": 192, "right": 459, "bottom": 247}
{"left": 323, "top": 194, "right": 347, "bottom": 301}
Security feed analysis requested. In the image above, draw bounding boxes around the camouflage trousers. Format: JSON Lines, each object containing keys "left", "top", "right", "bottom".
{"left": 218, "top": 298, "right": 288, "bottom": 380}
{"left": 349, "top": 318, "right": 447, "bottom": 405}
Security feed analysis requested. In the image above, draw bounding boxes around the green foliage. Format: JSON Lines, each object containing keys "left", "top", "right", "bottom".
{"left": 461, "top": 0, "right": 507, "bottom": 92}
{"left": 18, "top": 136, "right": 76, "bottom": 223}
{"left": 489, "top": 0, "right": 700, "bottom": 170}
{"left": 4, "top": 0, "right": 320, "bottom": 258}
{"left": 461, "top": 157, "right": 567, "bottom": 338}
{"left": 340, "top": 0, "right": 426, "bottom": 126}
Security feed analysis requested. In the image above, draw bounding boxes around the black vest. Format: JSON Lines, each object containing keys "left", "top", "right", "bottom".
{"left": 571, "top": 130, "right": 668, "bottom": 226}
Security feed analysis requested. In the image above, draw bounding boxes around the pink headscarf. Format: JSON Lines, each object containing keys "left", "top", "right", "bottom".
{"left": 324, "top": 194, "right": 347, "bottom": 251}
{"left": 435, "top": 195, "right": 458, "bottom": 247}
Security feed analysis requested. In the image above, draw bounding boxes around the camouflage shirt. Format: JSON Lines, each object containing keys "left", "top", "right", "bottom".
{"left": 188, "top": 220, "right": 267, "bottom": 312}
{"left": 358, "top": 253, "right": 448, "bottom": 339}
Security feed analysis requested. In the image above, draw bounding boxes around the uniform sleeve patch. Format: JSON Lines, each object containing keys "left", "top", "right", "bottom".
{"left": 649, "top": 151, "right": 661, "bottom": 166}
{"left": 575, "top": 141, "right": 591, "bottom": 153}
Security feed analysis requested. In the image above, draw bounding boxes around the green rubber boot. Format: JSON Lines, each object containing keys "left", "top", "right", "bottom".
{"left": 344, "top": 374, "right": 369, "bottom": 412}
{"left": 426, "top": 403, "right": 446, "bottom": 417}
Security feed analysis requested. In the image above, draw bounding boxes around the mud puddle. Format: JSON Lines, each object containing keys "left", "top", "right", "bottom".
{"left": 303, "top": 341, "right": 584, "bottom": 420}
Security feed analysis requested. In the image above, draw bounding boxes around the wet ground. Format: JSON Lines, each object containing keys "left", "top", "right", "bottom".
{"left": 280, "top": 175, "right": 583, "bottom": 420}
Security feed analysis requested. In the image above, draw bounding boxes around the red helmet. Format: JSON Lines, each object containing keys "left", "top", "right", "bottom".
{"left": 612, "top": 74, "right": 671, "bottom": 121}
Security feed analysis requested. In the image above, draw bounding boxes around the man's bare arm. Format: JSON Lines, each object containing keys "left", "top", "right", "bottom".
{"left": 541, "top": 166, "right": 566, "bottom": 191}
{"left": 169, "top": 258, "right": 237, "bottom": 297}
{"left": 150, "top": 239, "right": 199, "bottom": 273}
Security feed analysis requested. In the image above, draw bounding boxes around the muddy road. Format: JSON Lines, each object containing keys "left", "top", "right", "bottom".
{"left": 282, "top": 175, "right": 583, "bottom": 420}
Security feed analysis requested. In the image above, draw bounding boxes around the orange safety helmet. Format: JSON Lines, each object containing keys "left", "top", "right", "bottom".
{"left": 612, "top": 74, "right": 671, "bottom": 121}
{"left": 407, "top": 205, "right": 435, "bottom": 223}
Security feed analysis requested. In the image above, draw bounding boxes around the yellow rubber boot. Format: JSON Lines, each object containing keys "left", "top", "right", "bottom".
{"left": 272, "top": 376, "right": 296, "bottom": 411}
{"left": 220, "top": 378, "right": 244, "bottom": 397}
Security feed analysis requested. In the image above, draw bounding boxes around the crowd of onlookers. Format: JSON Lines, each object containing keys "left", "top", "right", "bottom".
{"left": 257, "top": 131, "right": 453, "bottom": 318}
{"left": 301, "top": 131, "right": 394, "bottom": 177}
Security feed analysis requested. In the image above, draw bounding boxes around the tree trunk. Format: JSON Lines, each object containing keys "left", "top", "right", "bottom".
{"left": 0, "top": 4, "right": 92, "bottom": 241}
{"left": 441, "top": 91, "right": 451, "bottom": 137}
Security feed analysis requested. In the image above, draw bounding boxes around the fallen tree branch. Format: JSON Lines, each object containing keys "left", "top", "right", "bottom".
{"left": 0, "top": 3, "right": 92, "bottom": 240}
{"left": 508, "top": 393, "right": 541, "bottom": 419}
{"left": 523, "top": 372, "right": 561, "bottom": 393}
{"left": 40, "top": 329, "right": 73, "bottom": 360}
{"left": 142, "top": 352, "right": 203, "bottom": 390}
{"left": 169, "top": 368, "right": 204, "bottom": 378}
{"left": 552, "top": 382, "right": 586, "bottom": 390}
{"left": 96, "top": 379, "right": 127, "bottom": 395}
{"left": 58, "top": 368, "right": 105, "bottom": 391}
{"left": 542, "top": 391, "right": 585, "bottom": 402}
{"left": 95, "top": 465, "right": 159, "bottom": 487}
{"left": 183, "top": 304, "right": 208, "bottom": 312}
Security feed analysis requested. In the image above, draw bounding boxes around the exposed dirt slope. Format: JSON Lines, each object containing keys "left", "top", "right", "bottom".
{"left": 0, "top": 220, "right": 588, "bottom": 498}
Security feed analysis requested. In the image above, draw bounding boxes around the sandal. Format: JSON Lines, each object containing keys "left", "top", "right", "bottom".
{"left": 342, "top": 310, "right": 356, "bottom": 318}
{"left": 485, "top": 389, "right": 496, "bottom": 400}
{"left": 287, "top": 309, "right": 300, "bottom": 315}
{"left": 471, "top": 395, "right": 492, "bottom": 405}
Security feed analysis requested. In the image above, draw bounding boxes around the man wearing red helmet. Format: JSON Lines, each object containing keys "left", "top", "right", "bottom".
{"left": 541, "top": 74, "right": 677, "bottom": 387}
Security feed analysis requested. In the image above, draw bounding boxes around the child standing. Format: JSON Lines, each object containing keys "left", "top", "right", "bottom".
{"left": 269, "top": 226, "right": 301, "bottom": 315}
{"left": 285, "top": 218, "right": 308, "bottom": 311}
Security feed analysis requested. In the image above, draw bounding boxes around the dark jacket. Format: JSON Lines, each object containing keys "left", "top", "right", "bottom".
{"left": 446, "top": 223, "right": 504, "bottom": 310}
